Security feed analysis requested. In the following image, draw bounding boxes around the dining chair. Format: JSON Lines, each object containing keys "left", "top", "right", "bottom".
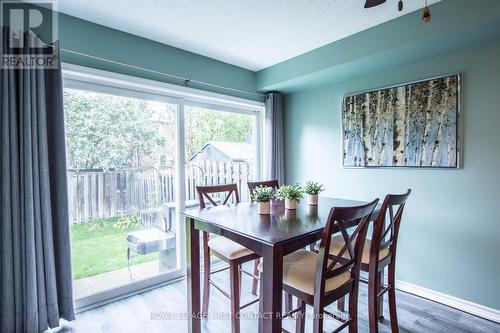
{"left": 260, "top": 199, "right": 379, "bottom": 333}
{"left": 327, "top": 190, "right": 411, "bottom": 333}
{"left": 196, "top": 184, "right": 260, "bottom": 333}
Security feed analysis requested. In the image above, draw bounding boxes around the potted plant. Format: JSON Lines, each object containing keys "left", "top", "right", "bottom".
{"left": 275, "top": 184, "right": 304, "bottom": 210}
{"left": 252, "top": 185, "right": 274, "bottom": 214}
{"left": 304, "top": 181, "right": 324, "bottom": 205}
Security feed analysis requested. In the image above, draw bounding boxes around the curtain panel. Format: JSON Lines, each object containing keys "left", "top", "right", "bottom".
{"left": 0, "top": 27, "right": 75, "bottom": 332}
{"left": 264, "top": 92, "right": 285, "bottom": 184}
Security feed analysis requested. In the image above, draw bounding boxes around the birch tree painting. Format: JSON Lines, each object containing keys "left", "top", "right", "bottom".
{"left": 343, "top": 74, "right": 459, "bottom": 168}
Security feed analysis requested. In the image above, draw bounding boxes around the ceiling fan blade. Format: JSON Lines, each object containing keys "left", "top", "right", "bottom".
{"left": 364, "top": 0, "right": 387, "bottom": 8}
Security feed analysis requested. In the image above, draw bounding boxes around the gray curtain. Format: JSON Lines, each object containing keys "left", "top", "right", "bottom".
{"left": 1, "top": 27, "right": 75, "bottom": 332}
{"left": 264, "top": 92, "right": 285, "bottom": 184}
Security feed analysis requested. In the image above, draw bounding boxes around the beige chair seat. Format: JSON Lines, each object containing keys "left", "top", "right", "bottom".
{"left": 315, "top": 235, "right": 390, "bottom": 264}
{"left": 258, "top": 249, "right": 352, "bottom": 295}
{"left": 208, "top": 236, "right": 254, "bottom": 259}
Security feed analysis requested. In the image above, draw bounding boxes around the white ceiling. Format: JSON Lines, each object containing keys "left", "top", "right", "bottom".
{"left": 57, "top": 0, "right": 441, "bottom": 71}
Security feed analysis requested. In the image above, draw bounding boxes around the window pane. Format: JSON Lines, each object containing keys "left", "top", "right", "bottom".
{"left": 64, "top": 88, "right": 178, "bottom": 299}
{"left": 184, "top": 105, "right": 256, "bottom": 203}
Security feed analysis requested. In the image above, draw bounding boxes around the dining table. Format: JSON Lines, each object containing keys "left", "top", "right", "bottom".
{"left": 181, "top": 196, "right": 380, "bottom": 333}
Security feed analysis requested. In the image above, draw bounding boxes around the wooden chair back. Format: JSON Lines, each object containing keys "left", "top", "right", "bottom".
{"left": 370, "top": 189, "right": 411, "bottom": 262}
{"left": 315, "top": 199, "right": 379, "bottom": 296}
{"left": 247, "top": 180, "right": 280, "bottom": 201}
{"left": 196, "top": 184, "right": 240, "bottom": 209}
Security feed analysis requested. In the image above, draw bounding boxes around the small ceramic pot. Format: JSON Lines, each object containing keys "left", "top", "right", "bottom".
{"left": 258, "top": 201, "right": 271, "bottom": 214}
{"left": 285, "top": 198, "right": 297, "bottom": 210}
{"left": 308, "top": 194, "right": 318, "bottom": 205}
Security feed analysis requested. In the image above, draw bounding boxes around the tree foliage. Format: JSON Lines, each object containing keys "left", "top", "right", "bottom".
{"left": 64, "top": 89, "right": 169, "bottom": 170}
{"left": 184, "top": 107, "right": 253, "bottom": 160}
{"left": 64, "top": 89, "right": 254, "bottom": 170}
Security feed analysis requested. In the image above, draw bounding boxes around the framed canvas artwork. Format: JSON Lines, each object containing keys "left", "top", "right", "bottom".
{"left": 342, "top": 73, "right": 460, "bottom": 168}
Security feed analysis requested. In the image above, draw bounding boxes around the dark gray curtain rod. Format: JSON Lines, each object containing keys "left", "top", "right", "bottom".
{"left": 60, "top": 48, "right": 265, "bottom": 97}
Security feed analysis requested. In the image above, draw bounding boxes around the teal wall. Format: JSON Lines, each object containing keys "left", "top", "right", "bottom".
{"left": 55, "top": 12, "right": 261, "bottom": 101}
{"left": 283, "top": 39, "right": 500, "bottom": 309}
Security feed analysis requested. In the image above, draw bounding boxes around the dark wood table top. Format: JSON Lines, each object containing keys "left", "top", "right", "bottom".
{"left": 181, "top": 197, "right": 371, "bottom": 246}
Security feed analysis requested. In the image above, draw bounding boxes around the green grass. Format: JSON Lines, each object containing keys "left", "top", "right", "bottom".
{"left": 70, "top": 215, "right": 158, "bottom": 280}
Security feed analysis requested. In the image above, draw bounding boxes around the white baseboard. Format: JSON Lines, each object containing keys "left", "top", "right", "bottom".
{"left": 395, "top": 279, "right": 500, "bottom": 324}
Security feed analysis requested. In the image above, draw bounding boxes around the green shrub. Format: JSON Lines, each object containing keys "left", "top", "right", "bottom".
{"left": 114, "top": 214, "right": 141, "bottom": 230}
{"left": 87, "top": 217, "right": 111, "bottom": 231}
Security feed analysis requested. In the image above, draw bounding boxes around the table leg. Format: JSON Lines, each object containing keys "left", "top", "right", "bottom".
{"left": 258, "top": 245, "right": 283, "bottom": 333}
{"left": 186, "top": 217, "right": 201, "bottom": 333}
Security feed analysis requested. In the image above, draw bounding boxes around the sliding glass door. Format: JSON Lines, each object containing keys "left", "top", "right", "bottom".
{"left": 63, "top": 88, "right": 182, "bottom": 305}
{"left": 62, "top": 65, "right": 263, "bottom": 310}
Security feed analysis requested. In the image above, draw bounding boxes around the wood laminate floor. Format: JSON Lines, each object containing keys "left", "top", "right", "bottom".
{"left": 53, "top": 268, "right": 500, "bottom": 333}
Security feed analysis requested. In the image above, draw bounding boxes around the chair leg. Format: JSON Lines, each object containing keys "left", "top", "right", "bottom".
{"left": 238, "top": 264, "right": 242, "bottom": 297}
{"left": 337, "top": 296, "right": 345, "bottom": 312}
{"left": 285, "top": 292, "right": 293, "bottom": 313}
{"left": 348, "top": 284, "right": 359, "bottom": 333}
{"left": 312, "top": 303, "right": 324, "bottom": 333}
{"left": 202, "top": 232, "right": 210, "bottom": 317}
{"left": 368, "top": 265, "right": 379, "bottom": 333}
{"left": 387, "top": 263, "right": 399, "bottom": 333}
{"left": 252, "top": 259, "right": 259, "bottom": 296}
{"left": 296, "top": 298, "right": 306, "bottom": 333}
{"left": 127, "top": 248, "right": 133, "bottom": 280}
{"left": 229, "top": 262, "right": 241, "bottom": 333}
{"left": 377, "top": 270, "right": 385, "bottom": 321}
